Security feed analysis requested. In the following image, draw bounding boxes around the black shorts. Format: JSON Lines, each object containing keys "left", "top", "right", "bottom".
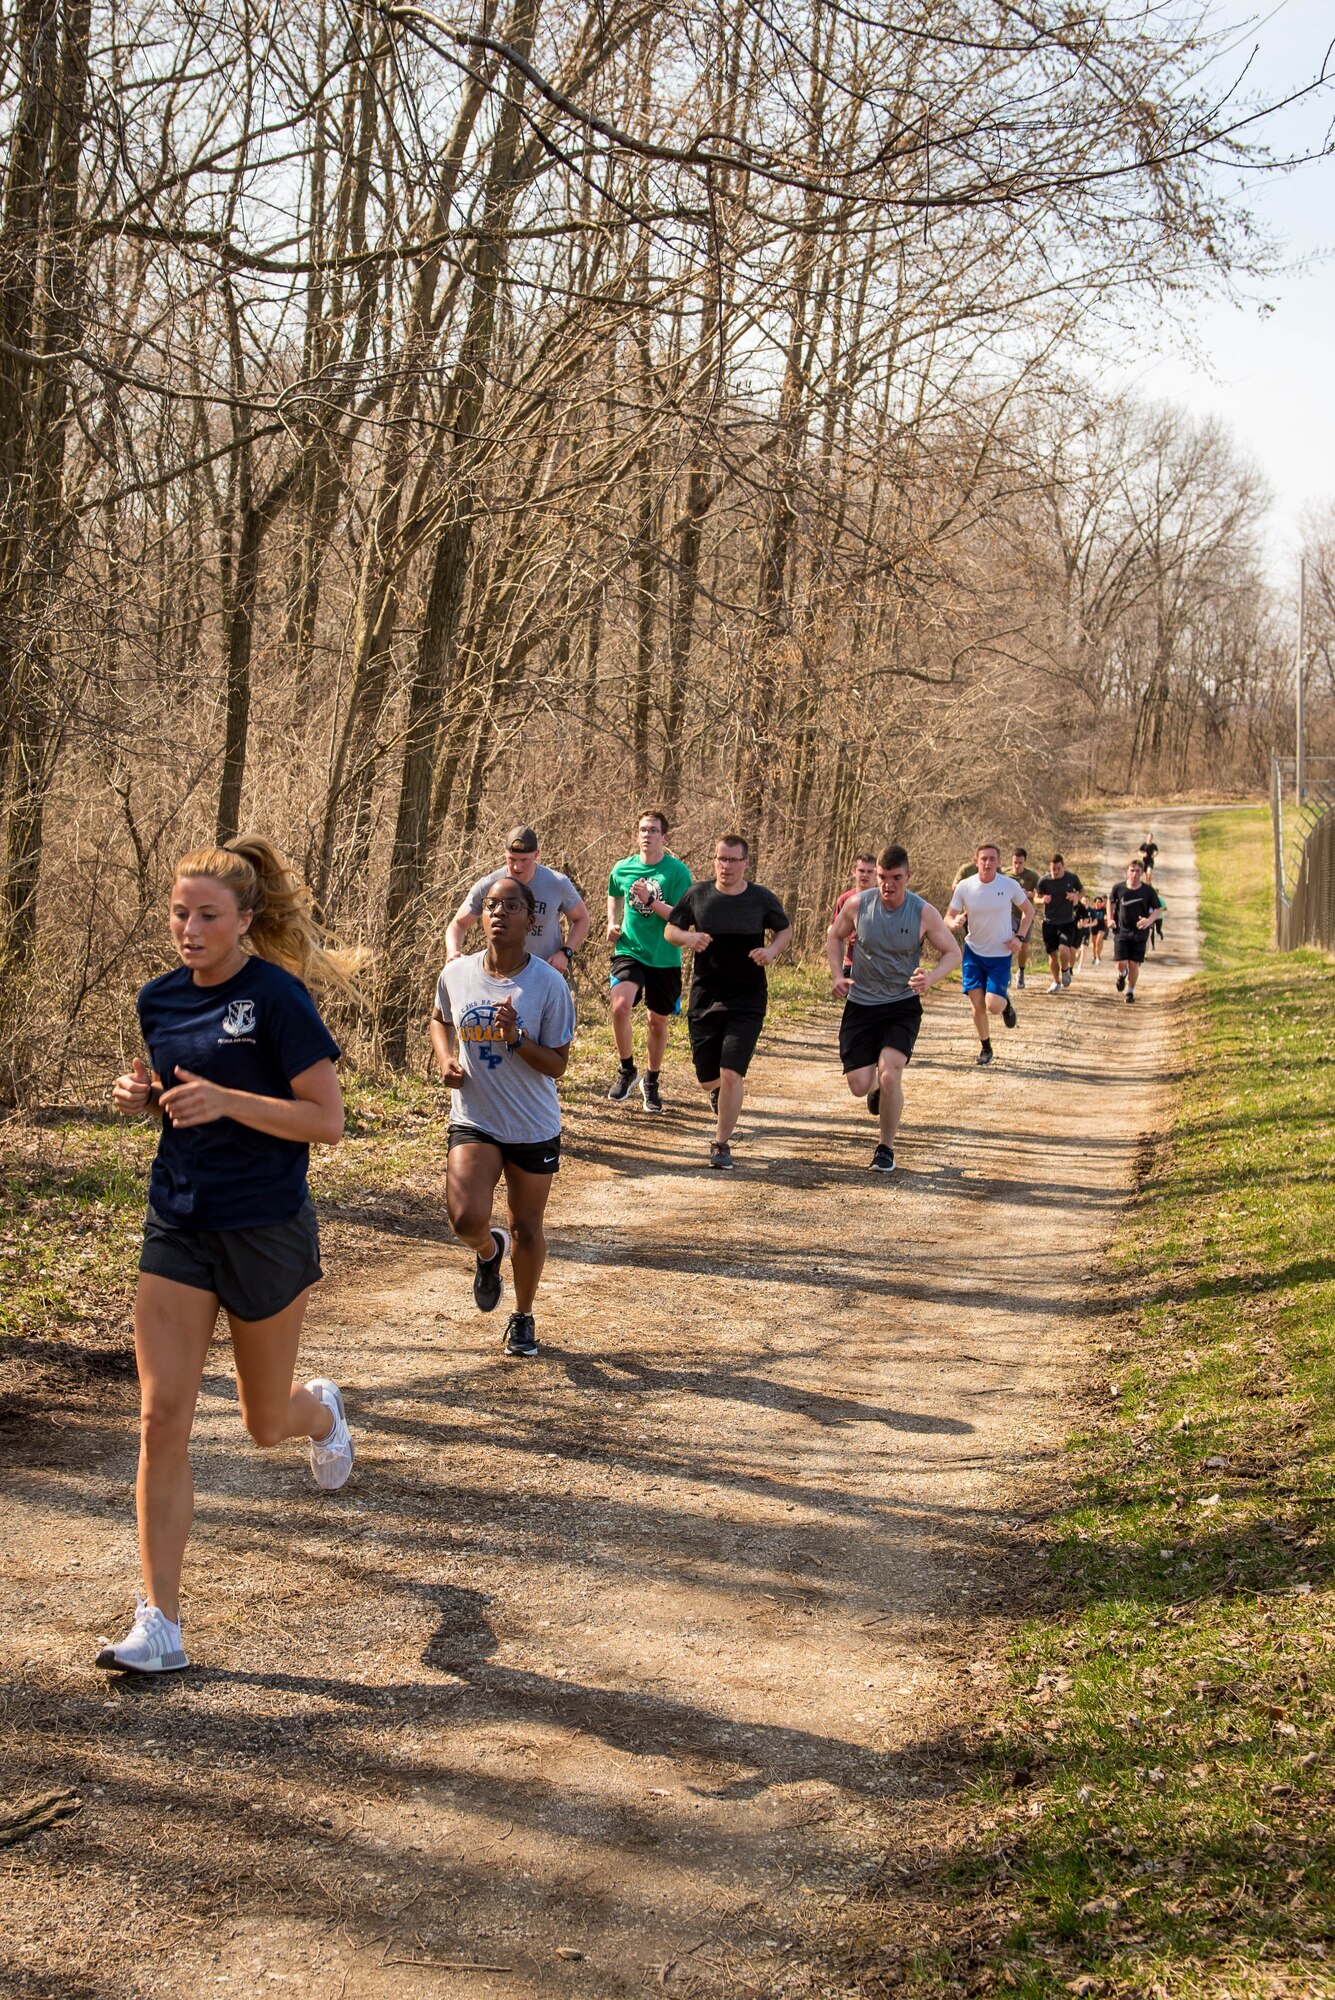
{"left": 1042, "top": 920, "right": 1081, "bottom": 954}
{"left": 609, "top": 955, "right": 682, "bottom": 1017}
{"left": 687, "top": 1008, "right": 764, "bottom": 1081}
{"left": 839, "top": 996, "right": 923, "bottom": 1074}
{"left": 139, "top": 1198, "right": 322, "bottom": 1321}
{"left": 1114, "top": 933, "right": 1147, "bottom": 963}
{"left": 448, "top": 1125, "right": 561, "bottom": 1175}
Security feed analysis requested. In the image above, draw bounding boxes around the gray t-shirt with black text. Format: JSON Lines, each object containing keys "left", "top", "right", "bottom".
{"left": 435, "top": 952, "right": 576, "bottom": 1144}
{"left": 463, "top": 865, "right": 582, "bottom": 961}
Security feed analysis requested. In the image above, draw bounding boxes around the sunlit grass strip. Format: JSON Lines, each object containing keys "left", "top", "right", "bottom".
{"left": 893, "top": 806, "right": 1335, "bottom": 1999}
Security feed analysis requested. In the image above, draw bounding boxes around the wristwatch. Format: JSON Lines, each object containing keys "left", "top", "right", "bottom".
{"left": 509, "top": 1026, "right": 527, "bottom": 1049}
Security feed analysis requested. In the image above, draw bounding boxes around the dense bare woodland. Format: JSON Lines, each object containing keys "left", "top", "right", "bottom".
{"left": 0, "top": 0, "right": 1323, "bottom": 1091}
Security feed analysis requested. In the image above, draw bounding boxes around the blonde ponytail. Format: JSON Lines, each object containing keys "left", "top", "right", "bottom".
{"left": 173, "top": 835, "right": 370, "bottom": 1001}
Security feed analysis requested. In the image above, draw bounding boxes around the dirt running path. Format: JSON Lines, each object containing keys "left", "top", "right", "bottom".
{"left": 0, "top": 810, "right": 1200, "bottom": 1998}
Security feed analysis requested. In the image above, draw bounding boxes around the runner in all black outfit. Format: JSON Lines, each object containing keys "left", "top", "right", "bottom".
{"left": 1109, "top": 858, "right": 1163, "bottom": 1004}
{"left": 1034, "top": 853, "right": 1085, "bottom": 993}
{"left": 664, "top": 835, "right": 792, "bottom": 1171}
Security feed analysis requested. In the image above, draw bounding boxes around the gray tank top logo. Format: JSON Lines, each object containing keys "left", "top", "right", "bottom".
{"left": 850, "top": 889, "right": 923, "bottom": 1006}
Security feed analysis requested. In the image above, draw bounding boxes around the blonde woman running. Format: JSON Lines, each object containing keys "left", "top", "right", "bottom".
{"left": 100, "top": 836, "right": 364, "bottom": 1673}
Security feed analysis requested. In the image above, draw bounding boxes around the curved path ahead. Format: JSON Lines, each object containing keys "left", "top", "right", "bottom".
{"left": 0, "top": 809, "right": 1201, "bottom": 1998}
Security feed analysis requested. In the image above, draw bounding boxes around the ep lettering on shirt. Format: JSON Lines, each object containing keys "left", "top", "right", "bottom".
{"left": 436, "top": 952, "right": 575, "bottom": 1144}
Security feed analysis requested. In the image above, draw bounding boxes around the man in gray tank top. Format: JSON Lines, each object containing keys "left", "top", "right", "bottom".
{"left": 825, "top": 843, "right": 961, "bottom": 1172}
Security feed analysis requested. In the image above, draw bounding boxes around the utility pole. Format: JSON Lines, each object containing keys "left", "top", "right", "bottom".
{"left": 1296, "top": 554, "right": 1307, "bottom": 806}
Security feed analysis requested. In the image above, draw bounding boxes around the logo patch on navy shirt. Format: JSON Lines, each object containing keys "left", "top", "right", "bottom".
{"left": 222, "top": 999, "right": 257, "bottom": 1037}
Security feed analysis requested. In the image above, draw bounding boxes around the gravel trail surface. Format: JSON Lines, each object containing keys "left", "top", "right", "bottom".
{"left": 0, "top": 809, "right": 1201, "bottom": 1997}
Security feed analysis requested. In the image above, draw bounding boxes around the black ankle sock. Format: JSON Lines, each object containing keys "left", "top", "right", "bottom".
{"left": 619, "top": 1057, "right": 635, "bottom": 1075}
{"left": 646, "top": 1069, "right": 659, "bottom": 1082}
{"left": 980, "top": 1038, "right": 992, "bottom": 1053}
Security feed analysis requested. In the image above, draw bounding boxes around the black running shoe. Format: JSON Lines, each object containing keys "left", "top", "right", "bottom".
{"left": 709, "top": 1140, "right": 734, "bottom": 1171}
{"left": 975, "top": 1044, "right": 994, "bottom": 1066}
{"left": 503, "top": 1311, "right": 538, "bottom": 1358}
{"left": 472, "top": 1227, "right": 510, "bottom": 1313}
{"left": 607, "top": 1067, "right": 638, "bottom": 1102}
{"left": 1002, "top": 1000, "right": 1017, "bottom": 1028}
{"left": 1116, "top": 971, "right": 1127, "bottom": 993}
{"left": 870, "top": 1143, "right": 895, "bottom": 1173}
{"left": 867, "top": 1086, "right": 881, "bottom": 1118}
{"left": 1125, "top": 990, "right": 1136, "bottom": 1005}
{"left": 640, "top": 1074, "right": 663, "bottom": 1114}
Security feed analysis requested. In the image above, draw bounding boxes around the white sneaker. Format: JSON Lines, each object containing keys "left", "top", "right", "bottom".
{"left": 1047, "top": 980, "right": 1062, "bottom": 994}
{"left": 307, "top": 1378, "right": 354, "bottom": 1491}
{"left": 95, "top": 1593, "right": 189, "bottom": 1674}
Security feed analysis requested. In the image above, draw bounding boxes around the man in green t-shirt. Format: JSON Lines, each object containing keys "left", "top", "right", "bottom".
{"left": 605, "top": 810, "right": 694, "bottom": 1113}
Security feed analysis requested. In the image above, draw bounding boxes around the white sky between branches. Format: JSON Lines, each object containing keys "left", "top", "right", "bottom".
{"left": 1120, "top": 0, "right": 1335, "bottom": 586}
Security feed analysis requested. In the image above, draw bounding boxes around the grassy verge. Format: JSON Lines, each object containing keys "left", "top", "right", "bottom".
{"left": 868, "top": 806, "right": 1335, "bottom": 1998}
{"left": 0, "top": 963, "right": 827, "bottom": 1351}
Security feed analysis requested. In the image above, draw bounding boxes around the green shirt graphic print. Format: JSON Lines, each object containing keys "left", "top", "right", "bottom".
{"left": 608, "top": 852, "right": 694, "bottom": 968}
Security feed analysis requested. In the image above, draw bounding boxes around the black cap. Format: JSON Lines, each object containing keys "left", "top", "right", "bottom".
{"left": 504, "top": 825, "right": 539, "bottom": 853}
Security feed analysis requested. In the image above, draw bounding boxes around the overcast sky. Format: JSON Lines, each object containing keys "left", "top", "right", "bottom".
{"left": 1123, "top": 0, "right": 1335, "bottom": 588}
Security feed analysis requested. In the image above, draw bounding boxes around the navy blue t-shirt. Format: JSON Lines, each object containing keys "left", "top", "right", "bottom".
{"left": 137, "top": 956, "right": 340, "bottom": 1230}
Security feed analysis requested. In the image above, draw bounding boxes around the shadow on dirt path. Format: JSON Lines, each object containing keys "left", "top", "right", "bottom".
{"left": 0, "top": 810, "right": 1203, "bottom": 1997}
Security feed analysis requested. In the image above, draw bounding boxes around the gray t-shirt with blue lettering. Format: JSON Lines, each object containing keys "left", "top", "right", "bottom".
{"left": 463, "top": 865, "right": 582, "bottom": 962}
{"left": 435, "top": 952, "right": 576, "bottom": 1144}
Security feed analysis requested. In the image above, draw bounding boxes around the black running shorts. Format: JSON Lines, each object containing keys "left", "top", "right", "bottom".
{"left": 1042, "top": 919, "right": 1082, "bottom": 955}
{"left": 609, "top": 955, "right": 682, "bottom": 1017}
{"left": 139, "top": 1198, "right": 322, "bottom": 1321}
{"left": 1114, "top": 932, "right": 1148, "bottom": 964}
{"left": 838, "top": 995, "right": 923, "bottom": 1074}
{"left": 448, "top": 1125, "right": 562, "bottom": 1175}
{"left": 687, "top": 1007, "right": 764, "bottom": 1081}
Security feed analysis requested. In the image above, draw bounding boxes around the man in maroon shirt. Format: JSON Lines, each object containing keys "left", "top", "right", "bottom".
{"left": 830, "top": 855, "right": 877, "bottom": 982}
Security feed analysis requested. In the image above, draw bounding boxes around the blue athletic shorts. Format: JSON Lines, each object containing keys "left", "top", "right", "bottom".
{"left": 961, "top": 946, "right": 1012, "bottom": 997}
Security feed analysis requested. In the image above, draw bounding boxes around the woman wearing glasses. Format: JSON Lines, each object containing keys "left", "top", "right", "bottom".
{"left": 430, "top": 880, "right": 574, "bottom": 1357}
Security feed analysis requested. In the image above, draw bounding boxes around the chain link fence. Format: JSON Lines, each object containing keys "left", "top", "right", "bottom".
{"left": 1272, "top": 753, "right": 1335, "bottom": 951}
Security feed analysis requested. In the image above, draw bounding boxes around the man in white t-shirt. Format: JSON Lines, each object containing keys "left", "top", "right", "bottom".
{"left": 945, "top": 842, "right": 1034, "bottom": 1068}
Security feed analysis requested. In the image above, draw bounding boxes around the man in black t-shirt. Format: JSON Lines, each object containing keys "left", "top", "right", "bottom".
{"left": 665, "top": 834, "right": 792, "bottom": 1171}
{"left": 1034, "top": 853, "right": 1085, "bottom": 993}
{"left": 1109, "top": 859, "right": 1162, "bottom": 1004}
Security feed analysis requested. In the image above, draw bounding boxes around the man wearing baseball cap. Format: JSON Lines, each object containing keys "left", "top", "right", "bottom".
{"left": 445, "top": 826, "right": 590, "bottom": 976}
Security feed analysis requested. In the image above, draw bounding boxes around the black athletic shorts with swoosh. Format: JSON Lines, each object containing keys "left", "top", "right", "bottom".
{"left": 447, "top": 1125, "right": 561, "bottom": 1175}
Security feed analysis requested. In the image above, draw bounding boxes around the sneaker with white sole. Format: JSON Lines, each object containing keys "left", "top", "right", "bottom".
{"left": 1061, "top": 965, "right": 1073, "bottom": 988}
{"left": 95, "top": 1593, "right": 189, "bottom": 1674}
{"left": 473, "top": 1226, "right": 511, "bottom": 1313}
{"left": 307, "top": 1378, "right": 355, "bottom": 1491}
{"left": 503, "top": 1311, "right": 538, "bottom": 1358}
{"left": 1047, "top": 980, "right": 1061, "bottom": 994}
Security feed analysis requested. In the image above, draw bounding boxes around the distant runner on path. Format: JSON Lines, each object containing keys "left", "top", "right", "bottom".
{"left": 830, "top": 854, "right": 877, "bottom": 983}
{"left": 665, "top": 835, "right": 792, "bottom": 1172}
{"left": 101, "top": 836, "right": 362, "bottom": 1675}
{"left": 1034, "top": 853, "right": 1085, "bottom": 992}
{"left": 826, "top": 844, "right": 961, "bottom": 1171}
{"left": 946, "top": 842, "right": 1034, "bottom": 1067}
{"left": 432, "top": 880, "right": 575, "bottom": 1358}
{"left": 1109, "top": 859, "right": 1163, "bottom": 1005}
{"left": 445, "top": 825, "right": 590, "bottom": 978}
{"left": 605, "top": 810, "right": 694, "bottom": 1113}
{"left": 1010, "top": 847, "right": 1040, "bottom": 988}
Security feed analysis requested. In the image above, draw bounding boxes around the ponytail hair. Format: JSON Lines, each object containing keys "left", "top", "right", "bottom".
{"left": 173, "top": 834, "right": 370, "bottom": 1001}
